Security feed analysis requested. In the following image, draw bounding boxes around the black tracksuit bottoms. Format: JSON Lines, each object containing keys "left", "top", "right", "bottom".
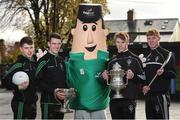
{"left": 110, "top": 98, "right": 136, "bottom": 119}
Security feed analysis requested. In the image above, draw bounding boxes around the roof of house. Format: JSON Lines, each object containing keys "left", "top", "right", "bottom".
{"left": 104, "top": 18, "right": 179, "bottom": 42}
{"left": 104, "top": 18, "right": 178, "bottom": 33}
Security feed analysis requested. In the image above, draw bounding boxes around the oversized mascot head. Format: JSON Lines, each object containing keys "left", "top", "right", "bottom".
{"left": 71, "top": 3, "right": 109, "bottom": 60}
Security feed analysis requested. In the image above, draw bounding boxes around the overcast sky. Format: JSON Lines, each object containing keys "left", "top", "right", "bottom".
{"left": 0, "top": 28, "right": 26, "bottom": 43}
{"left": 104, "top": 0, "right": 180, "bottom": 20}
{"left": 1, "top": 0, "right": 180, "bottom": 42}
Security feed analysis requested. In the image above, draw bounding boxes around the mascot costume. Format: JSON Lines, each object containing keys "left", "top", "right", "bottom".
{"left": 66, "top": 3, "right": 110, "bottom": 119}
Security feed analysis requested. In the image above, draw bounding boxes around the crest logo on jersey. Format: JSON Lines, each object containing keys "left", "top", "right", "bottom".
{"left": 127, "top": 59, "right": 132, "bottom": 67}
{"left": 59, "top": 63, "right": 64, "bottom": 71}
{"left": 128, "top": 105, "right": 134, "bottom": 113}
{"left": 80, "top": 68, "right": 85, "bottom": 75}
{"left": 155, "top": 56, "right": 159, "bottom": 62}
{"left": 146, "top": 58, "right": 150, "bottom": 62}
{"left": 155, "top": 105, "right": 160, "bottom": 112}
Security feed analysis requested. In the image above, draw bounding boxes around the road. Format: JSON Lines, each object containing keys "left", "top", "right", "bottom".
{"left": 0, "top": 88, "right": 180, "bottom": 119}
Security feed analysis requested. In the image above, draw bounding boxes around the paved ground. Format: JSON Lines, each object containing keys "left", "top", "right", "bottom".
{"left": 0, "top": 88, "right": 180, "bottom": 119}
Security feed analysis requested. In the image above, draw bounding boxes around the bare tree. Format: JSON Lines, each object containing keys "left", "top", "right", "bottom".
{"left": 0, "top": 0, "right": 109, "bottom": 49}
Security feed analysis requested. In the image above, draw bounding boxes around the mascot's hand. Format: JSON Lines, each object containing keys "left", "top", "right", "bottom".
{"left": 138, "top": 54, "right": 146, "bottom": 68}
{"left": 36, "top": 48, "right": 47, "bottom": 61}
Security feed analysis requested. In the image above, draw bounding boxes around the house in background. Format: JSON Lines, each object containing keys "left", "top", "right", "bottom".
{"left": 104, "top": 9, "right": 180, "bottom": 93}
{"left": 105, "top": 9, "right": 180, "bottom": 43}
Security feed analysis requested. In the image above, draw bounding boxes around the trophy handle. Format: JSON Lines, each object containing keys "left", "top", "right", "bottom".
{"left": 106, "top": 80, "right": 110, "bottom": 85}
{"left": 58, "top": 88, "right": 75, "bottom": 113}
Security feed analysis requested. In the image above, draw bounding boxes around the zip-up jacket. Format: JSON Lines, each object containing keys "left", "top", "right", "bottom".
{"left": 107, "top": 50, "right": 145, "bottom": 100}
{"left": 35, "top": 52, "right": 68, "bottom": 104}
{"left": 144, "top": 46, "right": 176, "bottom": 94}
{"left": 2, "top": 55, "right": 38, "bottom": 103}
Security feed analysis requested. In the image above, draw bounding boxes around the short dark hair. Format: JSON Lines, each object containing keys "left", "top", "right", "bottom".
{"left": 48, "top": 32, "right": 61, "bottom": 42}
{"left": 20, "top": 36, "right": 33, "bottom": 47}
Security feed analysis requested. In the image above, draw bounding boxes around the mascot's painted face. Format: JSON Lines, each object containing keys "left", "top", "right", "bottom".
{"left": 71, "top": 19, "right": 108, "bottom": 59}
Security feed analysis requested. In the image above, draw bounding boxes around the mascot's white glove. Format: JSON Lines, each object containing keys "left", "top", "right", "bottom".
{"left": 138, "top": 54, "right": 146, "bottom": 68}
{"left": 36, "top": 48, "right": 47, "bottom": 61}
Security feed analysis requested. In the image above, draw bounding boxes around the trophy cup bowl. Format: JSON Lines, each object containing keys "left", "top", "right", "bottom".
{"left": 58, "top": 88, "right": 76, "bottom": 113}
{"left": 109, "top": 62, "right": 127, "bottom": 98}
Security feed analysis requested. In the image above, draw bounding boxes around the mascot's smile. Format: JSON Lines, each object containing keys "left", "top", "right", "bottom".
{"left": 85, "top": 45, "right": 97, "bottom": 52}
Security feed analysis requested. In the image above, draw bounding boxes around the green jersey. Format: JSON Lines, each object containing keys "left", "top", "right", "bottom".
{"left": 66, "top": 50, "right": 110, "bottom": 110}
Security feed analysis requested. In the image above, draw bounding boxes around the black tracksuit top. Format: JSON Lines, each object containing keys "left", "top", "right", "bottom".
{"left": 35, "top": 52, "right": 68, "bottom": 103}
{"left": 107, "top": 50, "right": 145, "bottom": 100}
{"left": 144, "top": 46, "right": 176, "bottom": 94}
{"left": 2, "top": 55, "right": 38, "bottom": 103}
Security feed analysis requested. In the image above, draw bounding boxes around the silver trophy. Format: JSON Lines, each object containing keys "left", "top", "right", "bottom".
{"left": 56, "top": 88, "right": 76, "bottom": 113}
{"left": 108, "top": 62, "right": 128, "bottom": 98}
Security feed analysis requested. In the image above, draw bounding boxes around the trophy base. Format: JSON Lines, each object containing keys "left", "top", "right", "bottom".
{"left": 60, "top": 108, "right": 74, "bottom": 113}
{"left": 113, "top": 94, "right": 124, "bottom": 99}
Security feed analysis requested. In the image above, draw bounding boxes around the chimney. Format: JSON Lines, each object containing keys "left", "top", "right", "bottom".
{"left": 127, "top": 9, "right": 136, "bottom": 41}
{"left": 127, "top": 9, "right": 136, "bottom": 21}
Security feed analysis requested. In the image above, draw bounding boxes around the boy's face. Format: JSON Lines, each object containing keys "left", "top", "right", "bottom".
{"left": 147, "top": 35, "right": 160, "bottom": 50}
{"left": 115, "top": 38, "right": 128, "bottom": 53}
{"left": 71, "top": 19, "right": 108, "bottom": 59}
{"left": 20, "top": 43, "right": 35, "bottom": 58}
{"left": 48, "top": 38, "right": 62, "bottom": 54}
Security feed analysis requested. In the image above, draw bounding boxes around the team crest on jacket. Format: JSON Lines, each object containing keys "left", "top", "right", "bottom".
{"left": 155, "top": 105, "right": 160, "bottom": 112}
{"left": 128, "top": 105, "right": 134, "bottom": 113}
{"left": 80, "top": 68, "right": 85, "bottom": 75}
{"left": 127, "top": 59, "right": 132, "bottom": 67}
{"left": 59, "top": 63, "right": 64, "bottom": 71}
{"left": 155, "top": 56, "right": 159, "bottom": 62}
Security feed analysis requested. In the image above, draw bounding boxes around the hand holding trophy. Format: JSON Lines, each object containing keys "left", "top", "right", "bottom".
{"left": 55, "top": 88, "right": 76, "bottom": 113}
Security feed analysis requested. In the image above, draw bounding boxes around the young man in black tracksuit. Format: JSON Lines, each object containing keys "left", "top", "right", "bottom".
{"left": 102, "top": 32, "right": 145, "bottom": 119}
{"left": 143, "top": 29, "right": 176, "bottom": 119}
{"left": 2, "top": 37, "right": 38, "bottom": 119}
{"left": 35, "top": 32, "right": 68, "bottom": 119}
